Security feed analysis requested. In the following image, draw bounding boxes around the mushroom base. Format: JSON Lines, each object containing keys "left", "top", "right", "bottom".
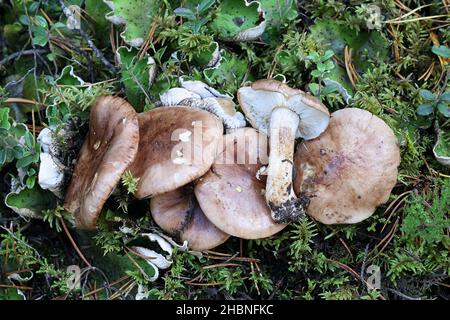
{"left": 268, "top": 192, "right": 310, "bottom": 224}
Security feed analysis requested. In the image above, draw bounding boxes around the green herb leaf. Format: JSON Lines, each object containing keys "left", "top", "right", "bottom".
{"left": 437, "top": 102, "right": 450, "bottom": 117}
{"left": 416, "top": 103, "right": 434, "bottom": 116}
{"left": 174, "top": 8, "right": 196, "bottom": 20}
{"left": 440, "top": 91, "right": 450, "bottom": 102}
{"left": 198, "top": 0, "right": 215, "bottom": 13}
{"left": 432, "top": 45, "right": 450, "bottom": 58}
{"left": 419, "top": 89, "right": 436, "bottom": 101}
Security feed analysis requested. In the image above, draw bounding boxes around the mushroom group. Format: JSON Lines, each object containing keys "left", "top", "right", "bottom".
{"left": 64, "top": 80, "right": 400, "bottom": 251}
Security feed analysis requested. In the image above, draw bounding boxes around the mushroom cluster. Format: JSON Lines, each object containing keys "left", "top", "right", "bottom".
{"left": 64, "top": 91, "right": 278, "bottom": 251}
{"left": 64, "top": 80, "right": 400, "bottom": 251}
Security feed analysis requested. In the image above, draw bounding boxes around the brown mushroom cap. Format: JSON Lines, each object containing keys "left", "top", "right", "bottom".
{"left": 128, "top": 106, "right": 223, "bottom": 199}
{"left": 64, "top": 96, "right": 139, "bottom": 229}
{"left": 293, "top": 108, "right": 400, "bottom": 224}
{"left": 195, "top": 128, "right": 287, "bottom": 239}
{"left": 150, "top": 185, "right": 230, "bottom": 251}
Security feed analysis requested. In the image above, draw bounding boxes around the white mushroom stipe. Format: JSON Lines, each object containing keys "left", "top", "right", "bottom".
{"left": 237, "top": 79, "right": 330, "bottom": 223}
{"left": 265, "top": 107, "right": 309, "bottom": 222}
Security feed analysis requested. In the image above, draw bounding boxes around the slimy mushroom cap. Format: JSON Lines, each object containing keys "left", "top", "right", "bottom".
{"left": 150, "top": 186, "right": 230, "bottom": 251}
{"left": 64, "top": 96, "right": 139, "bottom": 229}
{"left": 128, "top": 106, "right": 223, "bottom": 199}
{"left": 294, "top": 108, "right": 400, "bottom": 224}
{"left": 195, "top": 128, "right": 286, "bottom": 239}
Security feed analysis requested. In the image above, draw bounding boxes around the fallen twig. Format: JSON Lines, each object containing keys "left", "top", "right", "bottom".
{"left": 0, "top": 49, "right": 49, "bottom": 66}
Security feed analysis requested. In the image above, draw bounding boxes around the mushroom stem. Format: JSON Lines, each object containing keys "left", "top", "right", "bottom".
{"left": 266, "top": 107, "right": 309, "bottom": 223}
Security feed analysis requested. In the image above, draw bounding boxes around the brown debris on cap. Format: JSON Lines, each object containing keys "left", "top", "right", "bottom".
{"left": 150, "top": 185, "right": 230, "bottom": 251}
{"left": 294, "top": 108, "right": 400, "bottom": 224}
{"left": 128, "top": 106, "right": 223, "bottom": 199}
{"left": 64, "top": 96, "right": 139, "bottom": 229}
{"left": 195, "top": 128, "right": 286, "bottom": 239}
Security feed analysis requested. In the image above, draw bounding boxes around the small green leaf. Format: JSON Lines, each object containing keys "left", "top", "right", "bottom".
{"left": 440, "top": 91, "right": 450, "bottom": 102}
{"left": 0, "top": 108, "right": 11, "bottom": 130}
{"left": 324, "top": 60, "right": 335, "bottom": 71}
{"left": 16, "top": 153, "right": 37, "bottom": 168}
{"left": 56, "top": 65, "right": 85, "bottom": 85}
{"left": 437, "top": 102, "right": 450, "bottom": 117}
{"left": 12, "top": 146, "right": 24, "bottom": 159}
{"left": 116, "top": 46, "right": 153, "bottom": 111}
{"left": 322, "top": 50, "right": 334, "bottom": 61}
{"left": 432, "top": 45, "right": 450, "bottom": 58}
{"left": 316, "top": 62, "right": 327, "bottom": 72}
{"left": 174, "top": 7, "right": 196, "bottom": 20}
{"left": 433, "top": 129, "right": 450, "bottom": 160}
{"left": 311, "top": 69, "right": 322, "bottom": 78}
{"left": 198, "top": 0, "right": 215, "bottom": 13}
{"left": 0, "top": 288, "right": 26, "bottom": 300}
{"left": 0, "top": 149, "right": 6, "bottom": 165}
{"left": 192, "top": 41, "right": 219, "bottom": 67}
{"left": 24, "top": 131, "right": 34, "bottom": 149}
{"left": 31, "top": 25, "right": 48, "bottom": 47}
{"left": 26, "top": 175, "right": 36, "bottom": 189}
{"left": 321, "top": 83, "right": 339, "bottom": 95}
{"left": 6, "top": 185, "right": 56, "bottom": 218}
{"left": 46, "top": 53, "right": 56, "bottom": 61}
{"left": 28, "top": 1, "right": 40, "bottom": 13}
{"left": 307, "top": 52, "right": 320, "bottom": 62}
{"left": 19, "top": 15, "right": 30, "bottom": 26}
{"left": 85, "top": 0, "right": 111, "bottom": 41}
{"left": 209, "top": 0, "right": 264, "bottom": 40}
{"left": 419, "top": 89, "right": 436, "bottom": 101}
{"left": 259, "top": 0, "right": 298, "bottom": 33}
{"left": 34, "top": 15, "right": 48, "bottom": 29}
{"left": 416, "top": 103, "right": 434, "bottom": 116}
{"left": 308, "top": 83, "right": 320, "bottom": 96}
